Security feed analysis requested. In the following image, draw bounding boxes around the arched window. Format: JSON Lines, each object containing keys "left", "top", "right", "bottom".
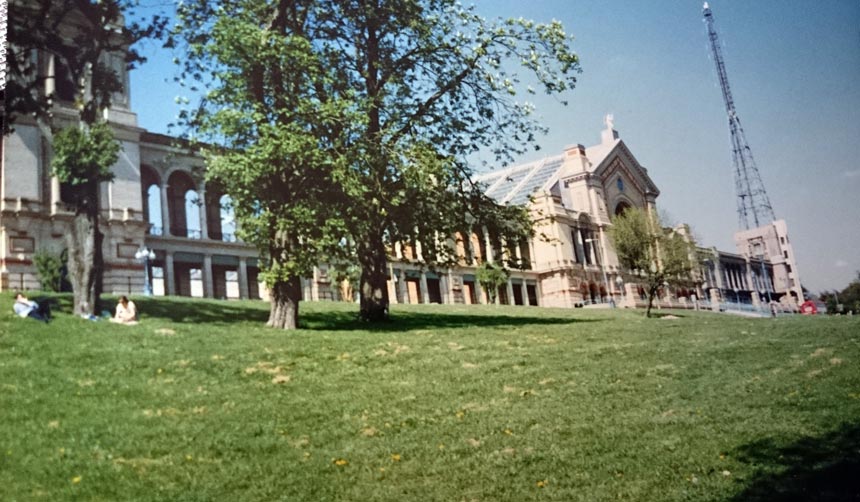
{"left": 141, "top": 165, "right": 163, "bottom": 235}
{"left": 167, "top": 170, "right": 198, "bottom": 238}
{"left": 146, "top": 185, "right": 162, "bottom": 234}
{"left": 220, "top": 194, "right": 237, "bottom": 242}
{"left": 185, "top": 190, "right": 201, "bottom": 239}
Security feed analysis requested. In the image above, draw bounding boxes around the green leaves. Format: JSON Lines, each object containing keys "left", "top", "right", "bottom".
{"left": 171, "top": 0, "right": 579, "bottom": 319}
{"left": 51, "top": 123, "right": 120, "bottom": 186}
{"left": 475, "top": 262, "right": 510, "bottom": 291}
{"left": 609, "top": 207, "right": 698, "bottom": 316}
{"left": 5, "top": 0, "right": 168, "bottom": 132}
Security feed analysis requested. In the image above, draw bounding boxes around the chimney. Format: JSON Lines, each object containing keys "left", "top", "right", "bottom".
{"left": 562, "top": 143, "right": 590, "bottom": 174}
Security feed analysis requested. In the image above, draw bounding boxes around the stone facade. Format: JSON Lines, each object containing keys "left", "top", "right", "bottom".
{"left": 1, "top": 38, "right": 803, "bottom": 309}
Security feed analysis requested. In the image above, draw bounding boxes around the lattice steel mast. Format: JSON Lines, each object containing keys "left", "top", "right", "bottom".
{"left": 703, "top": 2, "right": 775, "bottom": 230}
{"left": 1, "top": 0, "right": 7, "bottom": 134}
{"left": 1, "top": 0, "right": 7, "bottom": 92}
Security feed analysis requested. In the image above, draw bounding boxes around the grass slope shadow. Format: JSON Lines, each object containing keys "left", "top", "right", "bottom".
{"left": 129, "top": 296, "right": 596, "bottom": 332}
{"left": 731, "top": 422, "right": 860, "bottom": 501}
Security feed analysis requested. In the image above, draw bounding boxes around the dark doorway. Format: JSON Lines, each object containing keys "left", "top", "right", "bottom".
{"left": 427, "top": 278, "right": 442, "bottom": 304}
{"left": 527, "top": 285, "right": 538, "bottom": 306}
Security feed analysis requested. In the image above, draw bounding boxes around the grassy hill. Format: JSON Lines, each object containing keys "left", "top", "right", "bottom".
{"left": 1, "top": 294, "right": 858, "bottom": 501}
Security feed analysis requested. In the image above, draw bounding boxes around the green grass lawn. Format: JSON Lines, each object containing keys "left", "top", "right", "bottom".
{"left": 1, "top": 294, "right": 859, "bottom": 501}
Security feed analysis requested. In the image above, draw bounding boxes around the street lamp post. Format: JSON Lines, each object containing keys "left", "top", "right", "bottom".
{"left": 135, "top": 247, "right": 156, "bottom": 296}
{"left": 585, "top": 237, "right": 613, "bottom": 307}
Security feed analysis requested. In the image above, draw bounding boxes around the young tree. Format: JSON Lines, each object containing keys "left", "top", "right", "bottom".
{"left": 171, "top": 0, "right": 351, "bottom": 329}
{"left": 476, "top": 262, "right": 509, "bottom": 305}
{"left": 5, "top": 0, "right": 164, "bottom": 315}
{"left": 316, "top": 0, "right": 580, "bottom": 321}
{"left": 608, "top": 207, "right": 697, "bottom": 318}
{"left": 52, "top": 123, "right": 120, "bottom": 312}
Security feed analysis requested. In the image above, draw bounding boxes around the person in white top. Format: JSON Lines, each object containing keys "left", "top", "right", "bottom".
{"left": 13, "top": 292, "right": 50, "bottom": 323}
{"left": 111, "top": 296, "right": 138, "bottom": 325}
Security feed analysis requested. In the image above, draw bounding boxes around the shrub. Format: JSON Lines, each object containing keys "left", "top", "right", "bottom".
{"left": 33, "top": 250, "right": 64, "bottom": 292}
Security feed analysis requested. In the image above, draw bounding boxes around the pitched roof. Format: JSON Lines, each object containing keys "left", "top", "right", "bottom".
{"left": 475, "top": 135, "right": 659, "bottom": 205}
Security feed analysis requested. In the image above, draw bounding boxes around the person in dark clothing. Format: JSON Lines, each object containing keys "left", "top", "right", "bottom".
{"left": 13, "top": 292, "right": 51, "bottom": 323}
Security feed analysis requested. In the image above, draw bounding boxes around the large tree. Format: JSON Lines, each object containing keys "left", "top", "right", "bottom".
{"left": 5, "top": 0, "right": 164, "bottom": 314}
{"left": 171, "top": 0, "right": 352, "bottom": 329}
{"left": 172, "top": 0, "right": 577, "bottom": 323}
{"left": 608, "top": 207, "right": 698, "bottom": 318}
{"left": 314, "top": 0, "right": 580, "bottom": 321}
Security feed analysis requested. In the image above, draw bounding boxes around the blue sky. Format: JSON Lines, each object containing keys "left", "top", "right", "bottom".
{"left": 128, "top": 0, "right": 860, "bottom": 293}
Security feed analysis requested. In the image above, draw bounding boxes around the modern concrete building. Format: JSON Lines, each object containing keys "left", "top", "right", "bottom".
{"left": 733, "top": 220, "right": 803, "bottom": 302}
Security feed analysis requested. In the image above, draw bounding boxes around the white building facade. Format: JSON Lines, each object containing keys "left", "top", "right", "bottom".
{"left": 1, "top": 27, "right": 802, "bottom": 309}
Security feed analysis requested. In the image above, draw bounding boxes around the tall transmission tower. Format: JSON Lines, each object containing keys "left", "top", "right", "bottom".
{"left": 1, "top": 0, "right": 7, "bottom": 92}
{"left": 1, "top": 0, "right": 7, "bottom": 136}
{"left": 703, "top": 2, "right": 775, "bottom": 230}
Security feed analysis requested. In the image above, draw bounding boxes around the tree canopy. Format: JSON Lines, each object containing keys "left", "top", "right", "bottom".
{"left": 171, "top": 0, "right": 580, "bottom": 324}
{"left": 171, "top": 0, "right": 354, "bottom": 329}
{"left": 5, "top": 0, "right": 165, "bottom": 131}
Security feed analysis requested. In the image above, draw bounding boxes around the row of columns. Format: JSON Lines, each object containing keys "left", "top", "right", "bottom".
{"left": 160, "top": 250, "right": 250, "bottom": 300}
{"left": 393, "top": 268, "right": 536, "bottom": 306}
{"left": 723, "top": 263, "right": 749, "bottom": 291}
{"left": 393, "top": 227, "right": 535, "bottom": 269}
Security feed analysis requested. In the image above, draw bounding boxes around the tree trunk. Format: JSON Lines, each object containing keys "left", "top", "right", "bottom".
{"left": 266, "top": 276, "right": 302, "bottom": 330}
{"left": 358, "top": 237, "right": 390, "bottom": 322}
{"left": 645, "top": 285, "right": 659, "bottom": 318}
{"left": 67, "top": 182, "right": 103, "bottom": 316}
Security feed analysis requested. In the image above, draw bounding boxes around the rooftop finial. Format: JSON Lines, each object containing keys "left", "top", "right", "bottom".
{"left": 604, "top": 113, "right": 614, "bottom": 131}
{"left": 601, "top": 114, "right": 619, "bottom": 144}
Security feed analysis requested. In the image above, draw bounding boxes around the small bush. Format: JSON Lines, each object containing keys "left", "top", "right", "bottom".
{"left": 33, "top": 250, "right": 64, "bottom": 292}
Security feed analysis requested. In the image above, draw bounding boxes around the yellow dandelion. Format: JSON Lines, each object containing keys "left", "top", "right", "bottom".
{"left": 379, "top": 467, "right": 386, "bottom": 472}
{"left": 391, "top": 453, "right": 401, "bottom": 462}
{"left": 334, "top": 458, "right": 348, "bottom": 466}
{"left": 71, "top": 476, "right": 82, "bottom": 484}
{"left": 455, "top": 411, "right": 465, "bottom": 419}
{"left": 185, "top": 454, "right": 193, "bottom": 461}
{"left": 536, "top": 479, "right": 548, "bottom": 488}
{"left": 438, "top": 443, "right": 445, "bottom": 450}
{"left": 157, "top": 368, "right": 163, "bottom": 374}
{"left": 503, "top": 428, "right": 513, "bottom": 436}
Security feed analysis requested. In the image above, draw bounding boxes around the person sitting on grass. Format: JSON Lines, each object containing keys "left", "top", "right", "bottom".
{"left": 13, "top": 292, "right": 51, "bottom": 323}
{"left": 110, "top": 295, "right": 138, "bottom": 325}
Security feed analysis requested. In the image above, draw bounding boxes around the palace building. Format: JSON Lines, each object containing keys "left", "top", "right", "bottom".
{"left": 0, "top": 31, "right": 802, "bottom": 310}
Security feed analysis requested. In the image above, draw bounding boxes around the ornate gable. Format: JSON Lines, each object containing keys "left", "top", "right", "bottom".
{"left": 590, "top": 141, "right": 659, "bottom": 215}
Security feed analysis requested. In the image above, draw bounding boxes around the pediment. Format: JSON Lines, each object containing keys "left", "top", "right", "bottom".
{"left": 591, "top": 141, "right": 660, "bottom": 198}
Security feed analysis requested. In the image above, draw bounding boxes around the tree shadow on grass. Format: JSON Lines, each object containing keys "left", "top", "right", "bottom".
{"left": 133, "top": 297, "right": 270, "bottom": 325}
{"left": 129, "top": 297, "right": 595, "bottom": 332}
{"left": 731, "top": 422, "right": 860, "bottom": 501}
{"left": 300, "top": 309, "right": 598, "bottom": 332}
